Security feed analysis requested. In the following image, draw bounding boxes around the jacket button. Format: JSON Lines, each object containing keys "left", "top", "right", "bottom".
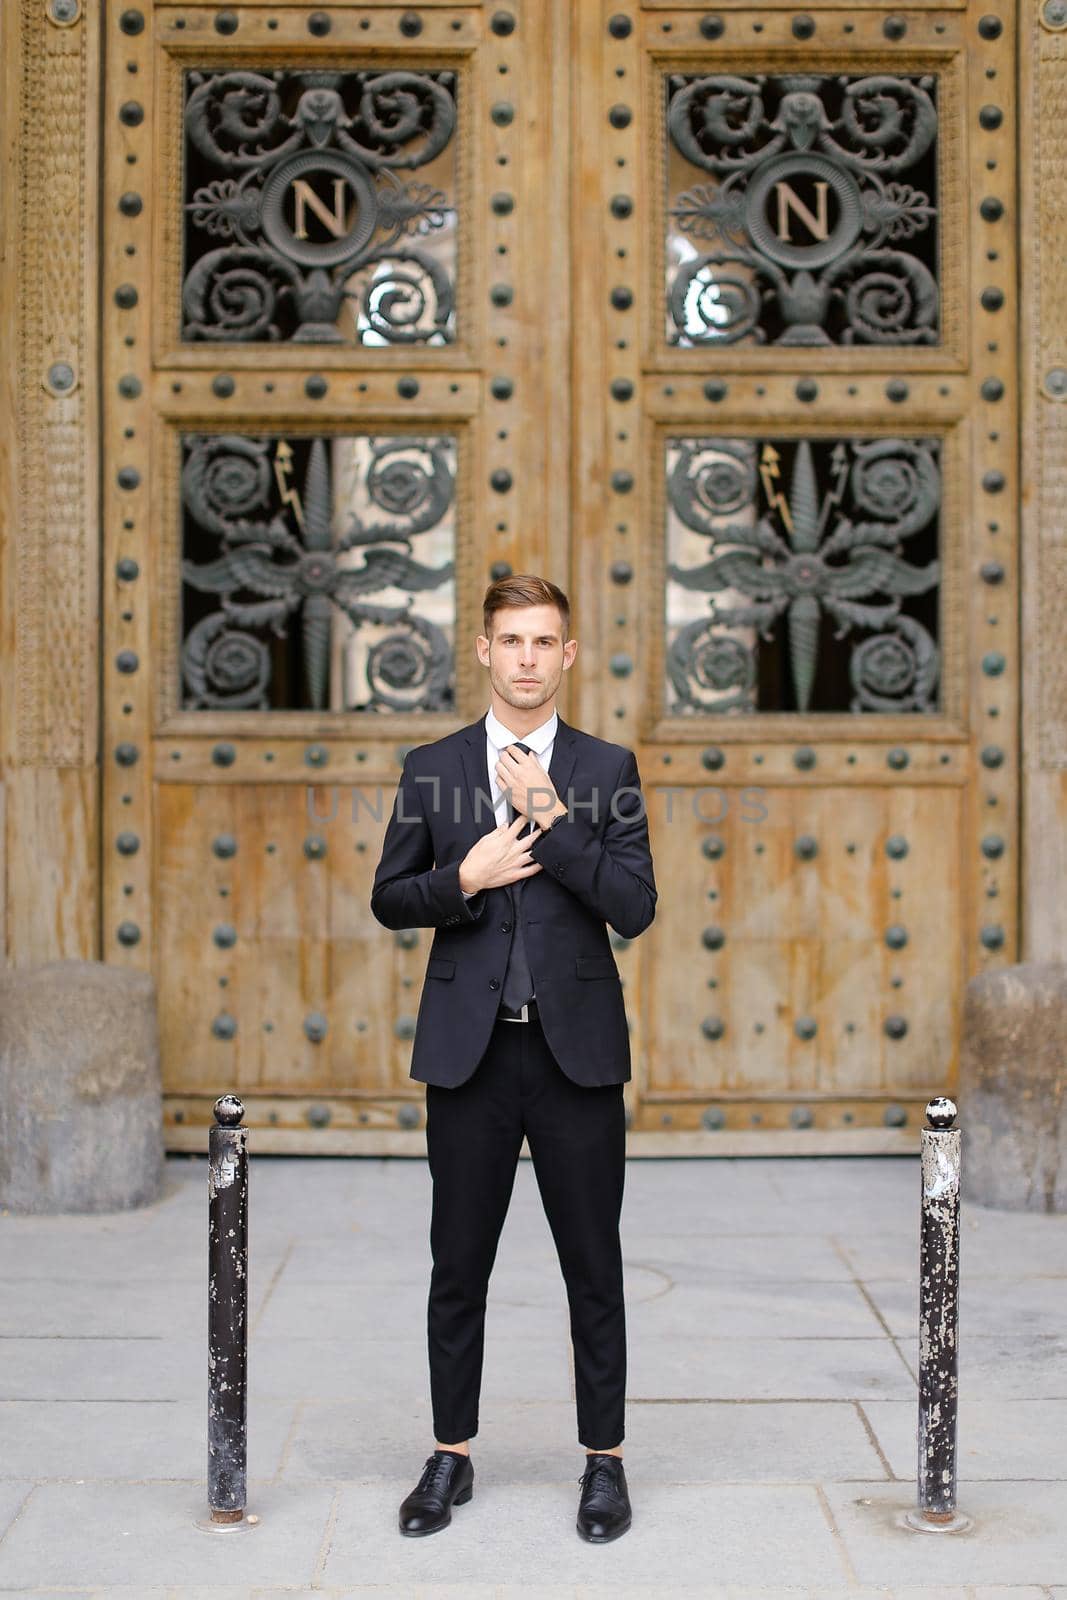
{"left": 500, "top": 922, "right": 510, "bottom": 932}
{"left": 489, "top": 978, "right": 500, "bottom": 990}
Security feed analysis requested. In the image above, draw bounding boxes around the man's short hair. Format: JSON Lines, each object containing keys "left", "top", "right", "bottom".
{"left": 483, "top": 574, "right": 571, "bottom": 644}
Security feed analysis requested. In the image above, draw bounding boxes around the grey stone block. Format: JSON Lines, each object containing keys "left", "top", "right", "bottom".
{"left": 320, "top": 1478, "right": 849, "bottom": 1587}
{"left": 960, "top": 961, "right": 1067, "bottom": 1212}
{"left": 863, "top": 1395, "right": 1067, "bottom": 1481}
{"left": 895, "top": 1333, "right": 1067, "bottom": 1400}
{"left": 823, "top": 1479, "right": 1067, "bottom": 1585}
{"left": 0, "top": 1395, "right": 295, "bottom": 1480}
{"left": 0, "top": 1481, "right": 334, "bottom": 1588}
{"left": 627, "top": 1335, "right": 916, "bottom": 1401}
{"left": 864, "top": 1272, "right": 1067, "bottom": 1340}
{"left": 0, "top": 960, "right": 164, "bottom": 1214}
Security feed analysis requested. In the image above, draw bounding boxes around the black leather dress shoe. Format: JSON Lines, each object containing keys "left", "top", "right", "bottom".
{"left": 398, "top": 1449, "right": 474, "bottom": 1536}
{"left": 576, "top": 1452, "right": 631, "bottom": 1542}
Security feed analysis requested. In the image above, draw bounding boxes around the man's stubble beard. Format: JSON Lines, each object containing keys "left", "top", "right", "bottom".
{"left": 488, "top": 656, "right": 562, "bottom": 712}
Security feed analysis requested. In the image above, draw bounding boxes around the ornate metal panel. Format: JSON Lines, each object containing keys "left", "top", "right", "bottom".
{"left": 180, "top": 433, "right": 457, "bottom": 712}
{"left": 665, "top": 435, "right": 941, "bottom": 714}
{"left": 665, "top": 72, "right": 940, "bottom": 348}
{"left": 182, "top": 68, "right": 459, "bottom": 346}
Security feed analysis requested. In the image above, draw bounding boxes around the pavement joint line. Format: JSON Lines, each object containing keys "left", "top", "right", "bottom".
{"left": 814, "top": 1477, "right": 863, "bottom": 1586}
{"left": 310, "top": 1482, "right": 342, "bottom": 1587}
{"left": 851, "top": 1399, "right": 897, "bottom": 1481}
{"left": 0, "top": 1479, "right": 36, "bottom": 1555}
{"left": 234, "top": 1332, "right": 904, "bottom": 1342}
{"left": 617, "top": 1396, "right": 880, "bottom": 1407}
{"left": 0, "top": 1470, "right": 889, "bottom": 1487}
{"left": 250, "top": 1235, "right": 296, "bottom": 1336}
{"left": 889, "top": 1335, "right": 920, "bottom": 1386}
{"left": 829, "top": 1234, "right": 905, "bottom": 1349}
{"left": 274, "top": 1395, "right": 307, "bottom": 1483}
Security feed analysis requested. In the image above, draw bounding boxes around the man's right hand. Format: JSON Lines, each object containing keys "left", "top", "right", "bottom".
{"left": 458, "top": 813, "right": 545, "bottom": 895}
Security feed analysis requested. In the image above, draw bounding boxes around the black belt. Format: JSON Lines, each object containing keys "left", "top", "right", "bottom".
{"left": 496, "top": 998, "right": 539, "bottom": 1023}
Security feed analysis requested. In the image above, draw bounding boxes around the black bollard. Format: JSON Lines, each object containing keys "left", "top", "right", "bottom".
{"left": 904, "top": 1095, "right": 970, "bottom": 1533}
{"left": 208, "top": 1093, "right": 248, "bottom": 1525}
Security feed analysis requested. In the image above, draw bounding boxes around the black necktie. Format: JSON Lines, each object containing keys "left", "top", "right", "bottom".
{"left": 503, "top": 741, "right": 536, "bottom": 836}
{"left": 500, "top": 741, "right": 535, "bottom": 1012}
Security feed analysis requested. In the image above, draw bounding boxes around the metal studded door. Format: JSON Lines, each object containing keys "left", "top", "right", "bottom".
{"left": 569, "top": 1, "right": 1019, "bottom": 1148}
{"left": 101, "top": 1, "right": 573, "bottom": 1149}
{"left": 103, "top": 0, "right": 1017, "bottom": 1153}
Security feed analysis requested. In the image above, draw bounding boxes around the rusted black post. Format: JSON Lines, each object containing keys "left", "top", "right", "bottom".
{"left": 208, "top": 1093, "right": 248, "bottom": 1525}
{"left": 905, "top": 1095, "right": 970, "bottom": 1533}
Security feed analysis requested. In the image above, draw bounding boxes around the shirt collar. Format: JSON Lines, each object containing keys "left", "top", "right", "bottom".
{"left": 484, "top": 704, "right": 557, "bottom": 757}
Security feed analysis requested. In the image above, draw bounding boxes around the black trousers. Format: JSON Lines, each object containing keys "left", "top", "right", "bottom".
{"left": 424, "top": 1013, "right": 627, "bottom": 1450}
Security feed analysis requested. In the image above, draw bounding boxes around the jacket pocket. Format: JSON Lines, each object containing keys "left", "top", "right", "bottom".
{"left": 575, "top": 954, "right": 619, "bottom": 981}
{"left": 426, "top": 956, "right": 456, "bottom": 981}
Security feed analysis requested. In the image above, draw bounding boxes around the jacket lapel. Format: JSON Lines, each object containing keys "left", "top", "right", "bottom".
{"left": 459, "top": 712, "right": 578, "bottom": 843}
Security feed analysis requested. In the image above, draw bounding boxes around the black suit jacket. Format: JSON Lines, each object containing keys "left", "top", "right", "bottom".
{"left": 370, "top": 712, "right": 657, "bottom": 1087}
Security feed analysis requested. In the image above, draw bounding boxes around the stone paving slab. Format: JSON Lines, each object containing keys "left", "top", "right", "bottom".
{"left": 861, "top": 1397, "right": 1067, "bottom": 1481}
{"left": 251, "top": 1277, "right": 570, "bottom": 1343}
{"left": 0, "top": 1585, "right": 1058, "bottom": 1600}
{"left": 321, "top": 1479, "right": 851, "bottom": 1587}
{"left": 0, "top": 1396, "right": 297, "bottom": 1482}
{"left": 892, "top": 1334, "right": 1067, "bottom": 1400}
{"left": 626, "top": 1335, "right": 916, "bottom": 1402}
{"left": 279, "top": 1396, "right": 887, "bottom": 1485}
{"left": 279, "top": 1234, "right": 718, "bottom": 1296}
{"left": 0, "top": 1276, "right": 266, "bottom": 1340}
{"left": 835, "top": 1205, "right": 1067, "bottom": 1281}
{"left": 0, "top": 1482, "right": 336, "bottom": 1589}
{"left": 624, "top": 1278, "right": 886, "bottom": 1340}
{"left": 860, "top": 1276, "right": 1067, "bottom": 1340}
{"left": 1, "top": 1154, "right": 1066, "bottom": 1596}
{"left": 822, "top": 1479, "right": 1067, "bottom": 1586}
{"left": 249, "top": 1332, "right": 573, "bottom": 1405}
{"left": 0, "top": 1227, "right": 290, "bottom": 1285}
{"left": 610, "top": 1231, "right": 858, "bottom": 1283}
{"left": 0, "top": 1338, "right": 204, "bottom": 1402}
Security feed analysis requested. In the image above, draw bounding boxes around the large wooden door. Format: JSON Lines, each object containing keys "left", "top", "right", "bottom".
{"left": 569, "top": 0, "right": 1018, "bottom": 1149}
{"left": 101, "top": 0, "right": 1017, "bottom": 1153}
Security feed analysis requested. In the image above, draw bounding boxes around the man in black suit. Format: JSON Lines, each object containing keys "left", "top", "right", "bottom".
{"left": 370, "top": 574, "right": 657, "bottom": 1543}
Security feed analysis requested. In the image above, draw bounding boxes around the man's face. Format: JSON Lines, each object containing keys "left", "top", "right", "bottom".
{"left": 479, "top": 604, "right": 576, "bottom": 710}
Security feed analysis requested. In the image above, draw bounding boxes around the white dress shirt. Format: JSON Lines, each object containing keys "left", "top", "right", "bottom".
{"left": 460, "top": 705, "right": 558, "bottom": 898}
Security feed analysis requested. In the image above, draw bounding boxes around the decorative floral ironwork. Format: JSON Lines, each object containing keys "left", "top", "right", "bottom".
{"left": 665, "top": 437, "right": 941, "bottom": 714}
{"left": 182, "top": 69, "right": 458, "bottom": 344}
{"left": 180, "top": 434, "right": 456, "bottom": 711}
{"left": 666, "top": 74, "right": 939, "bottom": 346}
